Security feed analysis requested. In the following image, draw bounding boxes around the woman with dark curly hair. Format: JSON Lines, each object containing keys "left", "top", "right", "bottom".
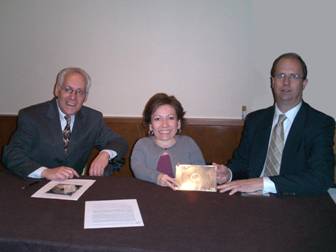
{"left": 131, "top": 93, "right": 205, "bottom": 190}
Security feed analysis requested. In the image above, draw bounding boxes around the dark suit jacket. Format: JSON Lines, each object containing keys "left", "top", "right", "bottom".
{"left": 228, "top": 101, "right": 335, "bottom": 195}
{"left": 2, "top": 98, "right": 128, "bottom": 178}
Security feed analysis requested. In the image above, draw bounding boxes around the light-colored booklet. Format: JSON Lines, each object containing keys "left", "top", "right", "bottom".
{"left": 175, "top": 164, "right": 217, "bottom": 192}
{"left": 31, "top": 179, "right": 95, "bottom": 201}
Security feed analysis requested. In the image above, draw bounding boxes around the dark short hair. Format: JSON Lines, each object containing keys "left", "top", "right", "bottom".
{"left": 143, "top": 93, "right": 185, "bottom": 126}
{"left": 270, "top": 52, "right": 308, "bottom": 80}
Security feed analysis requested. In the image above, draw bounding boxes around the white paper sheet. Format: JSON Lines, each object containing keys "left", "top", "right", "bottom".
{"left": 84, "top": 199, "right": 144, "bottom": 229}
{"left": 31, "top": 179, "right": 95, "bottom": 201}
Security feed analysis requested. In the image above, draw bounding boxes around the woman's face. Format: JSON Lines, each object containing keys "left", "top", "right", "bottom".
{"left": 150, "top": 104, "right": 180, "bottom": 143}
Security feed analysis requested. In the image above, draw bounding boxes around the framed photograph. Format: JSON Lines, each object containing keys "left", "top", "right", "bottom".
{"left": 31, "top": 179, "right": 95, "bottom": 200}
{"left": 175, "top": 164, "right": 216, "bottom": 192}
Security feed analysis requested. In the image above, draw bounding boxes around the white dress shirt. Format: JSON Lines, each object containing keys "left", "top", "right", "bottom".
{"left": 262, "top": 102, "right": 302, "bottom": 193}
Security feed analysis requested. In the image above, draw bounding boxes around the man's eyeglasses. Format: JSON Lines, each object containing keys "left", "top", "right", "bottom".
{"left": 61, "top": 85, "right": 86, "bottom": 96}
{"left": 273, "top": 73, "right": 303, "bottom": 81}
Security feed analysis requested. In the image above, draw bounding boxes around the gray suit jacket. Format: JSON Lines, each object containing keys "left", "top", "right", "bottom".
{"left": 2, "top": 98, "right": 128, "bottom": 178}
{"left": 228, "top": 101, "right": 335, "bottom": 195}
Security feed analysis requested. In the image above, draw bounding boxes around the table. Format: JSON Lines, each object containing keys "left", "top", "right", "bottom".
{"left": 0, "top": 170, "right": 335, "bottom": 252}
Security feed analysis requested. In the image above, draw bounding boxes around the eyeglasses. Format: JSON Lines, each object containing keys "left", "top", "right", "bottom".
{"left": 273, "top": 73, "right": 303, "bottom": 81}
{"left": 61, "top": 85, "right": 86, "bottom": 96}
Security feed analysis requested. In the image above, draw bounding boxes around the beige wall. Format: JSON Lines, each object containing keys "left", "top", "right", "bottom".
{"left": 0, "top": 0, "right": 335, "bottom": 119}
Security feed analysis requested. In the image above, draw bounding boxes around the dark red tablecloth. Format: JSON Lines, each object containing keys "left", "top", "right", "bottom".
{"left": 0, "top": 170, "right": 335, "bottom": 252}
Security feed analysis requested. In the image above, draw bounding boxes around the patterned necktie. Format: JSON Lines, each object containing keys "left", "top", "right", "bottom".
{"left": 63, "top": 115, "right": 71, "bottom": 153}
{"left": 264, "top": 114, "right": 286, "bottom": 176}
{"left": 157, "top": 152, "right": 174, "bottom": 178}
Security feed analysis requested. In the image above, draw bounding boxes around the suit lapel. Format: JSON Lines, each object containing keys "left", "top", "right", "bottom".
{"left": 280, "top": 102, "right": 307, "bottom": 174}
{"left": 66, "top": 108, "right": 85, "bottom": 154}
{"left": 251, "top": 106, "right": 274, "bottom": 176}
{"left": 46, "top": 98, "right": 65, "bottom": 155}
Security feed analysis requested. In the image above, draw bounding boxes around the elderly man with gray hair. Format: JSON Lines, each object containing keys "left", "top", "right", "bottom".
{"left": 3, "top": 67, "right": 127, "bottom": 180}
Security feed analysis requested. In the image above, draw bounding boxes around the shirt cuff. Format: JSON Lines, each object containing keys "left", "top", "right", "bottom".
{"left": 263, "top": 177, "right": 277, "bottom": 194}
{"left": 227, "top": 168, "right": 233, "bottom": 182}
{"left": 101, "top": 150, "right": 117, "bottom": 160}
{"left": 28, "top": 167, "right": 47, "bottom": 179}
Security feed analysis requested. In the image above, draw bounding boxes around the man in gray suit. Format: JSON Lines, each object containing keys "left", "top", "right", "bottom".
{"left": 2, "top": 67, "right": 128, "bottom": 180}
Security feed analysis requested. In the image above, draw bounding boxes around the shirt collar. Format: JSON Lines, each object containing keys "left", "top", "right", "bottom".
{"left": 274, "top": 102, "right": 302, "bottom": 123}
{"left": 56, "top": 99, "right": 75, "bottom": 123}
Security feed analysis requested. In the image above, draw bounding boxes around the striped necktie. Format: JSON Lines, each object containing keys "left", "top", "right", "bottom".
{"left": 264, "top": 114, "right": 286, "bottom": 176}
{"left": 63, "top": 115, "right": 71, "bottom": 153}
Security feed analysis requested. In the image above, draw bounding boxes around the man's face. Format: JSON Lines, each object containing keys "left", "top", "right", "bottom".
{"left": 55, "top": 72, "right": 87, "bottom": 116}
{"left": 271, "top": 57, "right": 308, "bottom": 112}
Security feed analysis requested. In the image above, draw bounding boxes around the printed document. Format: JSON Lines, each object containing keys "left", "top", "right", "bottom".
{"left": 84, "top": 199, "right": 144, "bottom": 229}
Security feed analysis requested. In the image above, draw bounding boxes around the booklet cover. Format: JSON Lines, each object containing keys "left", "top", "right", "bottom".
{"left": 175, "top": 164, "right": 216, "bottom": 192}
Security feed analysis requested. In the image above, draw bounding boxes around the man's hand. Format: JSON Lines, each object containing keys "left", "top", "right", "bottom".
{"left": 157, "top": 173, "right": 178, "bottom": 190}
{"left": 214, "top": 163, "right": 231, "bottom": 184}
{"left": 89, "top": 151, "right": 110, "bottom": 176}
{"left": 42, "top": 167, "right": 79, "bottom": 180}
{"left": 217, "top": 178, "right": 263, "bottom": 195}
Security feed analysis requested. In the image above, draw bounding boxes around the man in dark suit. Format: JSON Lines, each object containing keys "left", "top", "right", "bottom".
{"left": 2, "top": 67, "right": 128, "bottom": 180}
{"left": 217, "top": 53, "right": 335, "bottom": 195}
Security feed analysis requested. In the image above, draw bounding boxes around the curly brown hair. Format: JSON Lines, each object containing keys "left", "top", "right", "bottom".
{"left": 142, "top": 93, "right": 185, "bottom": 127}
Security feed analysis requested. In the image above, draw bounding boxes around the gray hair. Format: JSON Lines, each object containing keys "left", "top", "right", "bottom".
{"left": 55, "top": 67, "right": 92, "bottom": 93}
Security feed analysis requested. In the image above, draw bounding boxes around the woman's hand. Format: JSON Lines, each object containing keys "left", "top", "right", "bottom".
{"left": 157, "top": 173, "right": 178, "bottom": 190}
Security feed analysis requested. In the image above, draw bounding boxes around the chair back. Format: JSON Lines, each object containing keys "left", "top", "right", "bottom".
{"left": 334, "top": 129, "right": 336, "bottom": 183}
